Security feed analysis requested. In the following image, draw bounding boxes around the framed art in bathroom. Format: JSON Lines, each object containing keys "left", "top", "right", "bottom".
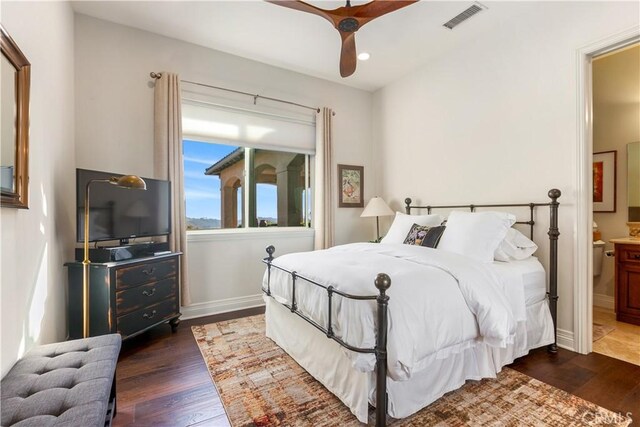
{"left": 593, "top": 150, "right": 616, "bottom": 212}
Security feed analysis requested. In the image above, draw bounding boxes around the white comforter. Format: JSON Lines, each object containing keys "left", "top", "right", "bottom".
{"left": 262, "top": 243, "right": 520, "bottom": 381}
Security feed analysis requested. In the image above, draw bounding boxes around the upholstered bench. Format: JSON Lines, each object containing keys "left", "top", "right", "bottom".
{"left": 1, "top": 334, "right": 121, "bottom": 427}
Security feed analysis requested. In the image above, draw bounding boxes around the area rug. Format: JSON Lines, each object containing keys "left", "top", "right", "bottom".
{"left": 593, "top": 323, "right": 616, "bottom": 342}
{"left": 192, "top": 315, "right": 631, "bottom": 426}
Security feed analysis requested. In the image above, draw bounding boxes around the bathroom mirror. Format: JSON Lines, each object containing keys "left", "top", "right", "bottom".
{"left": 1, "top": 24, "right": 30, "bottom": 209}
{"left": 629, "top": 141, "right": 640, "bottom": 222}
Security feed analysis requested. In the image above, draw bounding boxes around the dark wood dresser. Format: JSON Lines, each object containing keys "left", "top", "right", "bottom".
{"left": 66, "top": 253, "right": 182, "bottom": 339}
{"left": 612, "top": 239, "right": 640, "bottom": 326}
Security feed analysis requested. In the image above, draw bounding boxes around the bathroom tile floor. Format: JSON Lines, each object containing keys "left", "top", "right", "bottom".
{"left": 593, "top": 306, "right": 640, "bottom": 366}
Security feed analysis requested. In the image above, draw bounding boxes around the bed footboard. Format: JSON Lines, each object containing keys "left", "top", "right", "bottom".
{"left": 263, "top": 246, "right": 391, "bottom": 427}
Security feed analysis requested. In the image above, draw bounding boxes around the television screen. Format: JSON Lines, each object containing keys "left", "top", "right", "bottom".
{"left": 76, "top": 168, "right": 171, "bottom": 243}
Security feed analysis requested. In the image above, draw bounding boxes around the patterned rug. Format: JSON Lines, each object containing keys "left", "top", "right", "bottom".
{"left": 593, "top": 323, "right": 616, "bottom": 342}
{"left": 192, "top": 315, "right": 631, "bottom": 426}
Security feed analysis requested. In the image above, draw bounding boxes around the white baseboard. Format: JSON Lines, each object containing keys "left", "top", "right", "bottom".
{"left": 180, "top": 294, "right": 265, "bottom": 320}
{"left": 556, "top": 328, "right": 575, "bottom": 352}
{"left": 593, "top": 293, "right": 615, "bottom": 310}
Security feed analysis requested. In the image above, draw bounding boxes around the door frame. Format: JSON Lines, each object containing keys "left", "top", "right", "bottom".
{"left": 574, "top": 27, "right": 640, "bottom": 354}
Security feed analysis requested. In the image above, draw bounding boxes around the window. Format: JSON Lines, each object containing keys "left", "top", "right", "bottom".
{"left": 184, "top": 140, "right": 239, "bottom": 230}
{"left": 181, "top": 97, "right": 315, "bottom": 231}
{"left": 184, "top": 139, "right": 311, "bottom": 231}
{"left": 253, "top": 149, "right": 308, "bottom": 227}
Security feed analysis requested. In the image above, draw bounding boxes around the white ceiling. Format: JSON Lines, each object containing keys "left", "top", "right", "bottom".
{"left": 71, "top": 1, "right": 537, "bottom": 92}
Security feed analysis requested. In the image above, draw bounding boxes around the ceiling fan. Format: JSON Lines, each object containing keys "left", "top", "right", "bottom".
{"left": 265, "top": 0, "right": 418, "bottom": 77}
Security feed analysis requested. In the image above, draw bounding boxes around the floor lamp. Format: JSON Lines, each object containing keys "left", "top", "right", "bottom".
{"left": 83, "top": 175, "right": 146, "bottom": 338}
{"left": 361, "top": 196, "right": 394, "bottom": 242}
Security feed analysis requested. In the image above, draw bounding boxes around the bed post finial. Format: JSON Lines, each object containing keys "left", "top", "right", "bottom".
{"left": 375, "top": 273, "right": 391, "bottom": 292}
{"left": 404, "top": 198, "right": 412, "bottom": 214}
{"left": 374, "top": 273, "right": 391, "bottom": 427}
{"left": 266, "top": 245, "right": 275, "bottom": 262}
{"left": 547, "top": 189, "right": 561, "bottom": 354}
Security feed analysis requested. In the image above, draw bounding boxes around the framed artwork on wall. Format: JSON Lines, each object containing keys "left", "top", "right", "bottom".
{"left": 593, "top": 150, "right": 617, "bottom": 212}
{"left": 338, "top": 164, "right": 364, "bottom": 208}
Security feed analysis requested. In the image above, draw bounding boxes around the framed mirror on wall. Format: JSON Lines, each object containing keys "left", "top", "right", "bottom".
{"left": 1, "top": 24, "right": 30, "bottom": 209}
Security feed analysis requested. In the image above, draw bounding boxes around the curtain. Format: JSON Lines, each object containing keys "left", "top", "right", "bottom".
{"left": 153, "top": 72, "right": 191, "bottom": 306}
{"left": 314, "top": 107, "right": 334, "bottom": 250}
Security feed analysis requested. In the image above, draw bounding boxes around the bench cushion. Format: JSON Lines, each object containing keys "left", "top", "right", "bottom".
{"left": 1, "top": 334, "right": 121, "bottom": 427}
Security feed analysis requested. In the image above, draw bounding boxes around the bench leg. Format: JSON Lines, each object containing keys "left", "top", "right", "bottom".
{"left": 105, "top": 371, "right": 117, "bottom": 426}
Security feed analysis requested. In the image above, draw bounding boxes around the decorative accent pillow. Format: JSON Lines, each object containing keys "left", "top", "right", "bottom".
{"left": 403, "top": 224, "right": 432, "bottom": 245}
{"left": 437, "top": 211, "right": 516, "bottom": 262}
{"left": 420, "top": 225, "right": 446, "bottom": 248}
{"left": 494, "top": 228, "right": 538, "bottom": 261}
{"left": 380, "top": 212, "right": 443, "bottom": 244}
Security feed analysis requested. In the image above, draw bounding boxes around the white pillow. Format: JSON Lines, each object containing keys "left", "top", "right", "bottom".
{"left": 494, "top": 228, "right": 538, "bottom": 262}
{"left": 380, "top": 212, "right": 443, "bottom": 244}
{"left": 438, "top": 211, "right": 516, "bottom": 262}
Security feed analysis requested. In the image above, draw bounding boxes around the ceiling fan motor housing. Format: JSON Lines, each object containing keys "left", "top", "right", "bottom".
{"left": 338, "top": 17, "right": 359, "bottom": 33}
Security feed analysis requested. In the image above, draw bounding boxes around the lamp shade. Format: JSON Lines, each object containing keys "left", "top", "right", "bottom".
{"left": 110, "top": 175, "right": 147, "bottom": 190}
{"left": 361, "top": 197, "right": 394, "bottom": 218}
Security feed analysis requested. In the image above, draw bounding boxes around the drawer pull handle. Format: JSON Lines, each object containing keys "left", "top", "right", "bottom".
{"left": 632, "top": 254, "right": 640, "bottom": 260}
{"left": 142, "top": 267, "right": 156, "bottom": 276}
{"left": 142, "top": 288, "right": 156, "bottom": 297}
{"left": 143, "top": 310, "right": 157, "bottom": 320}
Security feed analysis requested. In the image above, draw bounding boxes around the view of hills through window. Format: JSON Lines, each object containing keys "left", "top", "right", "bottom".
{"left": 184, "top": 139, "right": 280, "bottom": 230}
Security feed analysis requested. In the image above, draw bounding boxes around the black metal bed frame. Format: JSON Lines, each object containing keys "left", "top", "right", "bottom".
{"left": 262, "top": 188, "right": 561, "bottom": 427}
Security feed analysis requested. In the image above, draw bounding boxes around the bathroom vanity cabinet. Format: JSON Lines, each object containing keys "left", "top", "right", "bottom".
{"left": 611, "top": 238, "right": 640, "bottom": 326}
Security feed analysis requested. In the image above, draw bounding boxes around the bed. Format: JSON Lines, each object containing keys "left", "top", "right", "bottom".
{"left": 261, "top": 189, "right": 561, "bottom": 426}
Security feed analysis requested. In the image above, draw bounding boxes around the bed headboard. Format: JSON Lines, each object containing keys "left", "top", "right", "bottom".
{"left": 404, "top": 188, "right": 561, "bottom": 353}
{"left": 404, "top": 189, "right": 561, "bottom": 241}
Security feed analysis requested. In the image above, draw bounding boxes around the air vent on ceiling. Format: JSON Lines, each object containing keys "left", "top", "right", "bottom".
{"left": 443, "top": 2, "right": 487, "bottom": 30}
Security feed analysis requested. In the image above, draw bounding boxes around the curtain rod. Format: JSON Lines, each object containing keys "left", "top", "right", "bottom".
{"left": 150, "top": 71, "right": 323, "bottom": 114}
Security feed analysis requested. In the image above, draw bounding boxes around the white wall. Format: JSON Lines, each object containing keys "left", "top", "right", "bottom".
{"left": 372, "top": 2, "right": 640, "bottom": 351}
{"left": 74, "top": 15, "right": 375, "bottom": 314}
{"left": 0, "top": 1, "right": 75, "bottom": 376}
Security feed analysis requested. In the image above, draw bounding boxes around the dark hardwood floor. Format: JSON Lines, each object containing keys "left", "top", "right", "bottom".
{"left": 113, "top": 307, "right": 263, "bottom": 427}
{"left": 114, "top": 308, "right": 639, "bottom": 426}
{"left": 510, "top": 346, "right": 639, "bottom": 422}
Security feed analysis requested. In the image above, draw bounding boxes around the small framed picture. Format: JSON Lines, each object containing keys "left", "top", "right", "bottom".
{"left": 593, "top": 150, "right": 617, "bottom": 212}
{"left": 338, "top": 164, "right": 364, "bottom": 208}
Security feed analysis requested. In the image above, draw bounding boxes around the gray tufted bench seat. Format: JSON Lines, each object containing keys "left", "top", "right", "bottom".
{"left": 1, "top": 334, "right": 121, "bottom": 427}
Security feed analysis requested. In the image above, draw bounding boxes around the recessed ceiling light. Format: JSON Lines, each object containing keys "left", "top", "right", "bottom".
{"left": 357, "top": 52, "right": 370, "bottom": 61}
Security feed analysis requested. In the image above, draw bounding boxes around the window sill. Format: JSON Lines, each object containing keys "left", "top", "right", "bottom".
{"left": 187, "top": 227, "right": 314, "bottom": 243}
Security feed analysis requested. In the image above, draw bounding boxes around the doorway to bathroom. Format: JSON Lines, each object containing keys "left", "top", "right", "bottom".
{"left": 590, "top": 42, "right": 640, "bottom": 366}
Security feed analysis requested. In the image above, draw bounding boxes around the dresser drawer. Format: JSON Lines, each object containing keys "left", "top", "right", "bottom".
{"left": 116, "top": 259, "right": 177, "bottom": 290}
{"left": 117, "top": 298, "right": 178, "bottom": 337}
{"left": 116, "top": 278, "right": 177, "bottom": 316}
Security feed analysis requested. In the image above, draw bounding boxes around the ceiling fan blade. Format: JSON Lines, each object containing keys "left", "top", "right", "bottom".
{"left": 339, "top": 32, "right": 357, "bottom": 78}
{"left": 352, "top": 0, "right": 419, "bottom": 27}
{"left": 266, "top": 0, "right": 420, "bottom": 78}
{"left": 264, "top": 0, "right": 335, "bottom": 26}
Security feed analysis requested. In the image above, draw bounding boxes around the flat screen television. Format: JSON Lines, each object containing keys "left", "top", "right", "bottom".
{"left": 76, "top": 168, "right": 171, "bottom": 244}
